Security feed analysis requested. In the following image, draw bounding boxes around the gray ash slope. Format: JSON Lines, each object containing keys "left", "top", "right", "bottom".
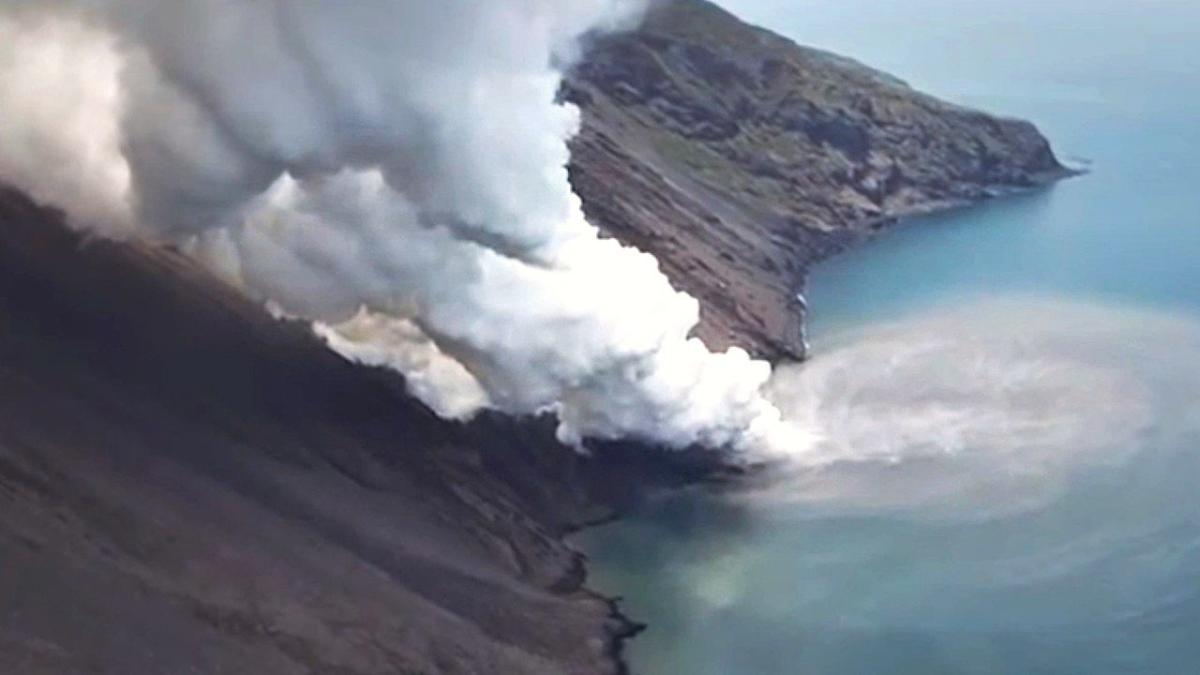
{"left": 567, "top": 0, "right": 1069, "bottom": 362}
{"left": 0, "top": 187, "right": 647, "bottom": 675}
{"left": 0, "top": 1, "right": 1067, "bottom": 673}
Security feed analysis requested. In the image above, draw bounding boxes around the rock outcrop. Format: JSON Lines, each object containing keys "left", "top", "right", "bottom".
{"left": 567, "top": 0, "right": 1070, "bottom": 361}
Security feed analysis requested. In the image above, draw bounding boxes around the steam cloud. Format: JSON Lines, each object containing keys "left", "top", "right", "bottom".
{"left": 0, "top": 0, "right": 804, "bottom": 452}
{"left": 760, "top": 296, "right": 1200, "bottom": 517}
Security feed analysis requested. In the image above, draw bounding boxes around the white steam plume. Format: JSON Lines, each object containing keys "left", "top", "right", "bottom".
{"left": 0, "top": 10, "right": 130, "bottom": 235}
{"left": 0, "top": 0, "right": 806, "bottom": 453}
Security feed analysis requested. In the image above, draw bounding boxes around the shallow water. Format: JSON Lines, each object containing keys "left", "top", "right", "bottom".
{"left": 580, "top": 2, "right": 1200, "bottom": 673}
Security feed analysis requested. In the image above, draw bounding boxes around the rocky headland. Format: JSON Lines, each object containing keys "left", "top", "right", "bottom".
{"left": 567, "top": 0, "right": 1071, "bottom": 361}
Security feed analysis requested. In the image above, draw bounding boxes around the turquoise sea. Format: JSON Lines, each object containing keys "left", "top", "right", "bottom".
{"left": 581, "top": 2, "right": 1200, "bottom": 672}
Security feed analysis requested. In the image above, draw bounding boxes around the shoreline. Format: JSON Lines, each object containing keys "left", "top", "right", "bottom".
{"left": 578, "top": 165, "right": 1082, "bottom": 673}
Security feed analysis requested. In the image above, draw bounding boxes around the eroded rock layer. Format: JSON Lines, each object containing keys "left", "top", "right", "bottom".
{"left": 568, "top": 0, "right": 1067, "bottom": 360}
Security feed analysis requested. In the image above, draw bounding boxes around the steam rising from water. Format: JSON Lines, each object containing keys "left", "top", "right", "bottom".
{"left": 582, "top": 299, "right": 1200, "bottom": 675}
{"left": 0, "top": 0, "right": 801, "bottom": 452}
{"left": 760, "top": 296, "right": 1200, "bottom": 516}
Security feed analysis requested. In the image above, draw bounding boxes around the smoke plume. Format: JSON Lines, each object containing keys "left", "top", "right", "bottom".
{"left": 0, "top": 0, "right": 804, "bottom": 453}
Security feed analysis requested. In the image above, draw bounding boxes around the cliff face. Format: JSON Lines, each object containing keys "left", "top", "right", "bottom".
{"left": 567, "top": 0, "right": 1069, "bottom": 361}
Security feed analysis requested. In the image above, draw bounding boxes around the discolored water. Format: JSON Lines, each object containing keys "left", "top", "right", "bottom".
{"left": 580, "top": 2, "right": 1200, "bottom": 673}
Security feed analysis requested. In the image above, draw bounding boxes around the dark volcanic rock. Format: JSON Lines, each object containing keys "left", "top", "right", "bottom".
{"left": 567, "top": 0, "right": 1072, "bottom": 361}
{"left": 0, "top": 187, "right": 648, "bottom": 675}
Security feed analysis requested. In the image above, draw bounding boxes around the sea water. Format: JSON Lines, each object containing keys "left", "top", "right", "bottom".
{"left": 580, "top": 2, "right": 1200, "bottom": 672}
